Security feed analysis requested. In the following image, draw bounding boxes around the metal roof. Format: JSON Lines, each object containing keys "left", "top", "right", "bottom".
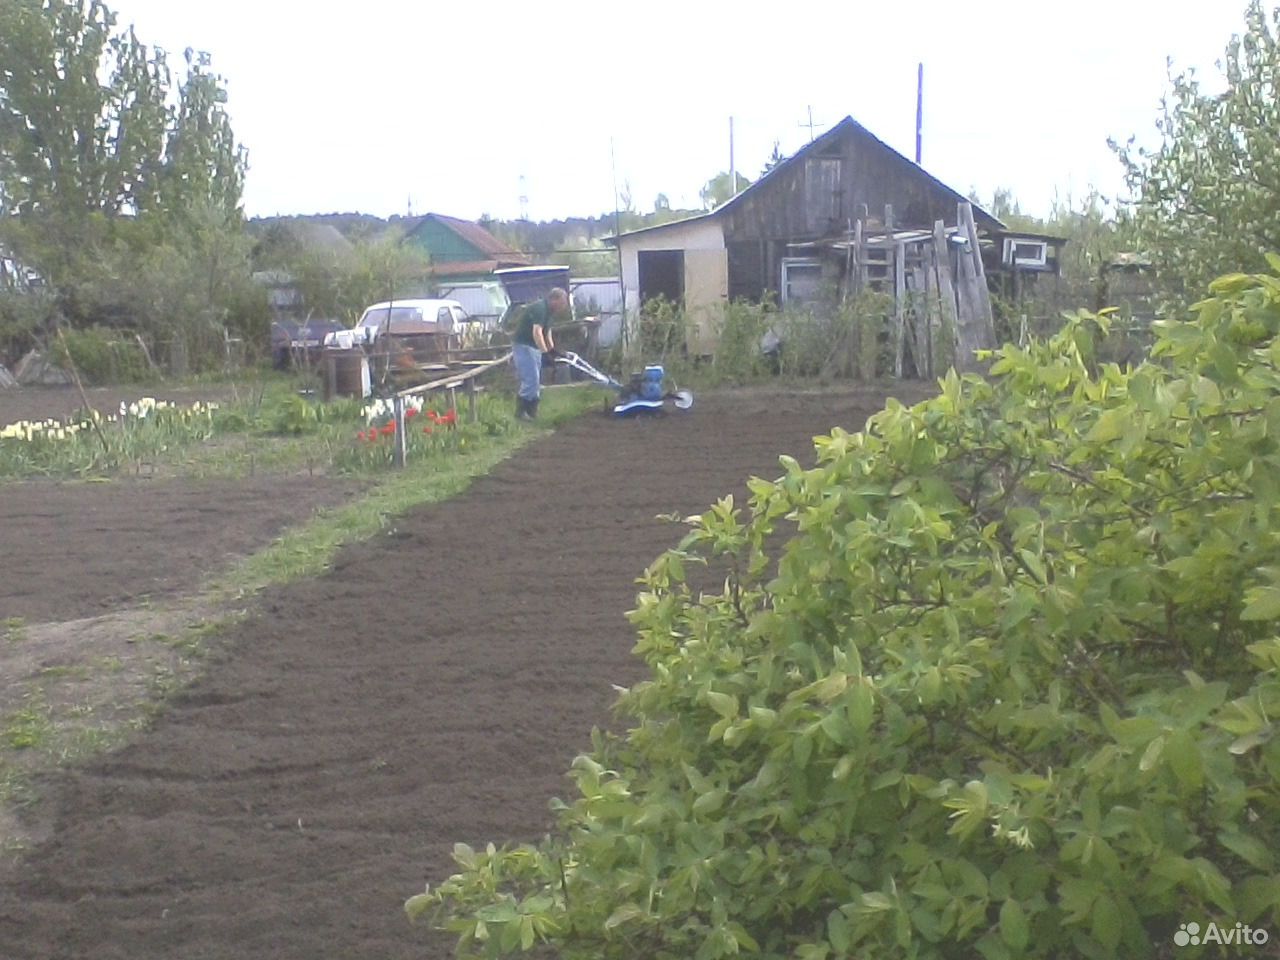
{"left": 991, "top": 228, "right": 1069, "bottom": 244}
{"left": 601, "top": 212, "right": 717, "bottom": 244}
{"left": 493, "top": 264, "right": 571, "bottom": 276}
{"left": 404, "top": 213, "right": 529, "bottom": 261}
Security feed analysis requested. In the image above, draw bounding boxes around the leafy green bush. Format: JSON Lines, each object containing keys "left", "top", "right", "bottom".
{"left": 709, "top": 299, "right": 774, "bottom": 383}
{"left": 635, "top": 296, "right": 691, "bottom": 364}
{"left": 411, "top": 263, "right": 1280, "bottom": 958}
{"left": 51, "top": 326, "right": 153, "bottom": 384}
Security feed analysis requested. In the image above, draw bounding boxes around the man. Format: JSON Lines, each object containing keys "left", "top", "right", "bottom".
{"left": 511, "top": 287, "right": 569, "bottom": 420}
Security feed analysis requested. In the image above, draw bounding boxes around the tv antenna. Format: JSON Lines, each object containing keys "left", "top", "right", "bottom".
{"left": 799, "top": 105, "right": 824, "bottom": 142}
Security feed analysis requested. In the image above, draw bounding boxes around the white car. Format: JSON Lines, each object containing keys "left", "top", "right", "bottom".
{"left": 324, "top": 299, "right": 476, "bottom": 347}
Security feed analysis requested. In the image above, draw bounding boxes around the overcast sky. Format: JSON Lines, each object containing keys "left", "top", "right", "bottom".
{"left": 106, "top": 0, "right": 1249, "bottom": 223}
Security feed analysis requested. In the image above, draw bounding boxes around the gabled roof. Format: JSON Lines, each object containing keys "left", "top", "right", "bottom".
{"left": 403, "top": 213, "right": 529, "bottom": 262}
{"left": 292, "top": 222, "right": 356, "bottom": 256}
{"left": 606, "top": 115, "right": 1003, "bottom": 243}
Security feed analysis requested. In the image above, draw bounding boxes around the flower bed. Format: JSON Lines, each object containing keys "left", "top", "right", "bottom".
{"left": 0, "top": 398, "right": 220, "bottom": 477}
{"left": 338, "top": 396, "right": 509, "bottom": 471}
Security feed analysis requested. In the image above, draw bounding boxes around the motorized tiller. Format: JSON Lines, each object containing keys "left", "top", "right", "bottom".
{"left": 554, "top": 351, "right": 694, "bottom": 416}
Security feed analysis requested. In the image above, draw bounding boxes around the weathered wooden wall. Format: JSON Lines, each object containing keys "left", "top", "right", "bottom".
{"left": 719, "top": 120, "right": 1001, "bottom": 300}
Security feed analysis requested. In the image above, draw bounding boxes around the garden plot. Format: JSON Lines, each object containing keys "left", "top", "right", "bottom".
{"left": 0, "top": 384, "right": 924, "bottom": 960}
{"left": 0, "top": 476, "right": 358, "bottom": 623}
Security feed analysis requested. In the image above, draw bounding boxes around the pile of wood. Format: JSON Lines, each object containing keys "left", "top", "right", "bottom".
{"left": 831, "top": 202, "right": 997, "bottom": 378}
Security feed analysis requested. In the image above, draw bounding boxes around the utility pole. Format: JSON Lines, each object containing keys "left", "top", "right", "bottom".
{"left": 729, "top": 116, "right": 736, "bottom": 198}
{"left": 915, "top": 63, "right": 924, "bottom": 165}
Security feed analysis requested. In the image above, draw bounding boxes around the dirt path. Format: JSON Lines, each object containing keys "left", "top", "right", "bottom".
{"left": 0, "top": 385, "right": 916, "bottom": 960}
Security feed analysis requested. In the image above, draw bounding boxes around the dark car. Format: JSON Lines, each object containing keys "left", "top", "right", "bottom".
{"left": 270, "top": 318, "right": 346, "bottom": 369}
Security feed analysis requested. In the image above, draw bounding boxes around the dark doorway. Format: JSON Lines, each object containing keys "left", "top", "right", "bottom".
{"left": 637, "top": 249, "right": 684, "bottom": 305}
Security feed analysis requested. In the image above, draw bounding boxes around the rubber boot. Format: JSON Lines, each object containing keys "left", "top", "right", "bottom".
{"left": 528, "top": 398, "right": 540, "bottom": 420}
{"left": 516, "top": 397, "right": 533, "bottom": 421}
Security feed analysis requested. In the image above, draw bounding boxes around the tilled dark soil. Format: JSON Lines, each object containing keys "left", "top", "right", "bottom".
{"left": 0, "top": 477, "right": 358, "bottom": 623}
{"left": 0, "top": 385, "right": 916, "bottom": 960}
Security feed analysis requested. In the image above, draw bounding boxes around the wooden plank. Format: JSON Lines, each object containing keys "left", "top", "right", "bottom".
{"left": 395, "top": 352, "right": 512, "bottom": 399}
{"left": 953, "top": 203, "right": 996, "bottom": 372}
{"left": 908, "top": 262, "right": 930, "bottom": 378}
{"left": 853, "top": 218, "right": 865, "bottom": 294}
{"left": 893, "top": 240, "right": 906, "bottom": 379}
{"left": 852, "top": 217, "right": 867, "bottom": 380}
{"left": 931, "top": 220, "right": 960, "bottom": 373}
{"left": 959, "top": 202, "right": 997, "bottom": 348}
{"left": 921, "top": 261, "right": 935, "bottom": 379}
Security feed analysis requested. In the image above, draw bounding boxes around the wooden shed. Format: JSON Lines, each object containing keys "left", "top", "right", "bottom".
{"left": 607, "top": 116, "right": 1039, "bottom": 367}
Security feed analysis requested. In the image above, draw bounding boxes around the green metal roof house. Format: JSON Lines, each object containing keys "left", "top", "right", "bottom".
{"left": 400, "top": 213, "right": 530, "bottom": 282}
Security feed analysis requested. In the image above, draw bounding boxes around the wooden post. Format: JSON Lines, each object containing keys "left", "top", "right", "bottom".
{"left": 951, "top": 203, "right": 997, "bottom": 372}
{"left": 841, "top": 238, "right": 854, "bottom": 304}
{"left": 923, "top": 257, "right": 934, "bottom": 379}
{"left": 884, "top": 204, "right": 895, "bottom": 231}
{"left": 323, "top": 352, "right": 337, "bottom": 402}
{"left": 908, "top": 254, "right": 931, "bottom": 379}
{"left": 392, "top": 395, "right": 407, "bottom": 468}
{"left": 893, "top": 240, "right": 906, "bottom": 379}
{"left": 852, "top": 218, "right": 866, "bottom": 379}
{"left": 467, "top": 378, "right": 478, "bottom": 423}
{"left": 853, "top": 218, "right": 865, "bottom": 295}
{"left": 931, "top": 220, "right": 961, "bottom": 373}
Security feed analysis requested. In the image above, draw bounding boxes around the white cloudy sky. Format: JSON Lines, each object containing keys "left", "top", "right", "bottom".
{"left": 107, "top": 0, "right": 1249, "bottom": 222}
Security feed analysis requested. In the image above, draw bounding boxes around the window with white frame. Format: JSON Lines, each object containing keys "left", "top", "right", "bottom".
{"left": 1002, "top": 238, "right": 1049, "bottom": 268}
{"left": 781, "top": 258, "right": 824, "bottom": 306}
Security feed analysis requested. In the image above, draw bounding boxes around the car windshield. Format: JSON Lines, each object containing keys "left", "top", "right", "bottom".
{"left": 356, "top": 306, "right": 425, "bottom": 330}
